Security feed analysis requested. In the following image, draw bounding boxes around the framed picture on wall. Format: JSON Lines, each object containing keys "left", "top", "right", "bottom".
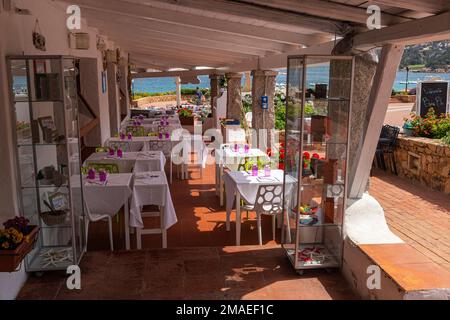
{"left": 102, "top": 71, "right": 107, "bottom": 93}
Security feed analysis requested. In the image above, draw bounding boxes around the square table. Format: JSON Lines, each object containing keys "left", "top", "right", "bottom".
{"left": 71, "top": 173, "right": 133, "bottom": 250}
{"left": 215, "top": 147, "right": 269, "bottom": 206}
{"left": 223, "top": 169, "right": 295, "bottom": 246}
{"left": 130, "top": 171, "right": 177, "bottom": 249}
{"left": 84, "top": 151, "right": 166, "bottom": 173}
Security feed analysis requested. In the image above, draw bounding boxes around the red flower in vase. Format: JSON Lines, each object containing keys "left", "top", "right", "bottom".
{"left": 266, "top": 148, "right": 272, "bottom": 157}
{"left": 278, "top": 163, "right": 285, "bottom": 170}
{"left": 303, "top": 151, "right": 311, "bottom": 160}
{"left": 312, "top": 153, "right": 320, "bottom": 159}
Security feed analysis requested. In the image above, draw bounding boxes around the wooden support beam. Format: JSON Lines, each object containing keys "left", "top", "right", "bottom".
{"left": 92, "top": 22, "right": 275, "bottom": 56}
{"left": 353, "top": 11, "right": 450, "bottom": 50}
{"left": 83, "top": 9, "right": 303, "bottom": 51}
{"left": 130, "top": 0, "right": 349, "bottom": 34}
{"left": 238, "top": 0, "right": 410, "bottom": 26}
{"left": 372, "top": 0, "right": 450, "bottom": 14}
{"left": 132, "top": 69, "right": 224, "bottom": 79}
{"left": 62, "top": 0, "right": 333, "bottom": 45}
{"left": 222, "top": 41, "right": 335, "bottom": 72}
{"left": 348, "top": 44, "right": 405, "bottom": 199}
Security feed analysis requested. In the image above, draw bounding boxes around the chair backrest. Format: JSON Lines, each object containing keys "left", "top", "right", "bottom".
{"left": 148, "top": 140, "right": 172, "bottom": 157}
{"left": 126, "top": 126, "right": 145, "bottom": 137}
{"left": 95, "top": 147, "right": 109, "bottom": 153}
{"left": 381, "top": 124, "right": 400, "bottom": 149}
{"left": 253, "top": 184, "right": 284, "bottom": 216}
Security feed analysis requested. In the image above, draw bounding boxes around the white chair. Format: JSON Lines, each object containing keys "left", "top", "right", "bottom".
{"left": 83, "top": 198, "right": 115, "bottom": 251}
{"left": 239, "top": 184, "right": 290, "bottom": 245}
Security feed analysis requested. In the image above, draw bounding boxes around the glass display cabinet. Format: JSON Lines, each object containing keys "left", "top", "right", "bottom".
{"left": 282, "top": 55, "right": 354, "bottom": 273}
{"left": 7, "top": 56, "right": 86, "bottom": 272}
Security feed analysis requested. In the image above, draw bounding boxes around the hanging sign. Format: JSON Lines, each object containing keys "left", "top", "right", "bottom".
{"left": 261, "top": 95, "right": 268, "bottom": 110}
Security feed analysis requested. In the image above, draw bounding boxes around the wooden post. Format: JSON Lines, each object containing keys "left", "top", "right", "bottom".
{"left": 348, "top": 44, "right": 405, "bottom": 199}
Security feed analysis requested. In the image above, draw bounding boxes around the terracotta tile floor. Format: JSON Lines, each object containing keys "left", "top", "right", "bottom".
{"left": 17, "top": 161, "right": 357, "bottom": 300}
{"left": 369, "top": 169, "right": 450, "bottom": 271}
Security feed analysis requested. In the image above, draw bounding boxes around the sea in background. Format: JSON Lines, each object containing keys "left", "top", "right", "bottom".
{"left": 131, "top": 67, "right": 450, "bottom": 94}
{"left": 13, "top": 67, "right": 450, "bottom": 94}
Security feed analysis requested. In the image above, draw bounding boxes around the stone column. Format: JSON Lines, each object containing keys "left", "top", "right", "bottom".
{"left": 251, "top": 70, "right": 278, "bottom": 149}
{"left": 209, "top": 74, "right": 221, "bottom": 112}
{"left": 225, "top": 72, "right": 243, "bottom": 120}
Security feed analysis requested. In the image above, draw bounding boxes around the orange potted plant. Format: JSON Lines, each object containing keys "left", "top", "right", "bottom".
{"left": 0, "top": 217, "right": 39, "bottom": 272}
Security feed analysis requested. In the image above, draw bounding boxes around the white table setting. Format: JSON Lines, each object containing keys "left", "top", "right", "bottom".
{"left": 71, "top": 173, "right": 133, "bottom": 250}
{"left": 223, "top": 169, "right": 296, "bottom": 245}
{"left": 130, "top": 171, "right": 177, "bottom": 249}
{"left": 84, "top": 151, "right": 166, "bottom": 173}
{"left": 216, "top": 145, "right": 270, "bottom": 206}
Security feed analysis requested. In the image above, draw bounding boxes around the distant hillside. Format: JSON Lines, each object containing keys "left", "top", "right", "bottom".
{"left": 400, "top": 40, "right": 450, "bottom": 70}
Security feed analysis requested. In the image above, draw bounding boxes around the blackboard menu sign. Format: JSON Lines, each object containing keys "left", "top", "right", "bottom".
{"left": 418, "top": 81, "right": 449, "bottom": 117}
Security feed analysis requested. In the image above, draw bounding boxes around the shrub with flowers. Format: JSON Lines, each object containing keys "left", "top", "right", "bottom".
{"left": 0, "top": 217, "right": 33, "bottom": 250}
{"left": 267, "top": 142, "right": 285, "bottom": 169}
{"left": 177, "top": 107, "right": 193, "bottom": 118}
{"left": 405, "top": 108, "right": 450, "bottom": 139}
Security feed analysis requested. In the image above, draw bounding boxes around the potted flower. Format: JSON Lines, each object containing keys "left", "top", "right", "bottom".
{"left": 0, "top": 217, "right": 39, "bottom": 272}
{"left": 177, "top": 107, "right": 194, "bottom": 125}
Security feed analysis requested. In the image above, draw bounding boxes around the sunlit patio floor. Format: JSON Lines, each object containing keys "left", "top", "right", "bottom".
{"left": 370, "top": 169, "right": 450, "bottom": 271}
{"left": 18, "top": 160, "right": 357, "bottom": 300}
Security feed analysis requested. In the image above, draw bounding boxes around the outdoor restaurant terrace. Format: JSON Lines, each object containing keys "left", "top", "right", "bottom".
{"left": 0, "top": 0, "right": 449, "bottom": 301}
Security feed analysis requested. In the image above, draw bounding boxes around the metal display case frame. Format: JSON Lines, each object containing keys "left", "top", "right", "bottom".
{"left": 282, "top": 55, "right": 354, "bottom": 273}
{"left": 7, "top": 55, "right": 86, "bottom": 272}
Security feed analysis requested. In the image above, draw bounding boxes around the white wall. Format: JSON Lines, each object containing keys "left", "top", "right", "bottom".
{"left": 0, "top": 0, "right": 124, "bottom": 299}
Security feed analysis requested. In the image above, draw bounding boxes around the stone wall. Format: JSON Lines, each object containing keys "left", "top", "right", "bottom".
{"left": 133, "top": 94, "right": 194, "bottom": 107}
{"left": 394, "top": 136, "right": 450, "bottom": 194}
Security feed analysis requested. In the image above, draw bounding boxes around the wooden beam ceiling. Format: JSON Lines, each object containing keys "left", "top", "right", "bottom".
{"left": 67, "top": 0, "right": 331, "bottom": 45}
{"left": 371, "top": 0, "right": 450, "bottom": 14}
{"left": 127, "top": 0, "right": 350, "bottom": 34}
{"left": 235, "top": 0, "right": 410, "bottom": 26}
{"left": 89, "top": 19, "right": 279, "bottom": 56}
{"left": 83, "top": 9, "right": 305, "bottom": 52}
{"left": 353, "top": 10, "right": 450, "bottom": 50}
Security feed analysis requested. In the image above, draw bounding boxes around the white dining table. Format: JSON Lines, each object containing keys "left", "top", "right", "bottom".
{"left": 71, "top": 173, "right": 133, "bottom": 250}
{"left": 130, "top": 171, "right": 177, "bottom": 249}
{"left": 215, "top": 147, "right": 270, "bottom": 206}
{"left": 84, "top": 151, "right": 166, "bottom": 173}
{"left": 223, "top": 169, "right": 295, "bottom": 246}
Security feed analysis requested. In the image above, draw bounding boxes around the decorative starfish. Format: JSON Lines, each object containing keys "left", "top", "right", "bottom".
{"left": 39, "top": 248, "right": 72, "bottom": 268}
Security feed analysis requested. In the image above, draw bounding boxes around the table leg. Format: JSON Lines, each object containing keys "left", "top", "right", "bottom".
{"left": 219, "top": 163, "right": 224, "bottom": 206}
{"left": 136, "top": 227, "right": 142, "bottom": 250}
{"left": 170, "top": 157, "right": 173, "bottom": 184}
{"left": 160, "top": 205, "right": 167, "bottom": 249}
{"left": 236, "top": 192, "right": 241, "bottom": 246}
{"left": 124, "top": 197, "right": 130, "bottom": 250}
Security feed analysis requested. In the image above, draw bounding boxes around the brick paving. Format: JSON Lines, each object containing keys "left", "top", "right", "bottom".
{"left": 369, "top": 169, "right": 450, "bottom": 271}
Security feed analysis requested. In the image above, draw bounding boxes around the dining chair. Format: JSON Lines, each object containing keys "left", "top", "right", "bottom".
{"left": 239, "top": 184, "right": 289, "bottom": 245}
{"left": 83, "top": 197, "right": 114, "bottom": 251}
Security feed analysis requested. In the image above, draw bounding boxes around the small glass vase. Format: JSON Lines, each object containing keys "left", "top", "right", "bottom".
{"left": 252, "top": 164, "right": 259, "bottom": 177}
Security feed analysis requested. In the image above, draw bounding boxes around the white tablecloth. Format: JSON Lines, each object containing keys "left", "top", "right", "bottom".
{"left": 223, "top": 170, "right": 295, "bottom": 218}
{"left": 216, "top": 147, "right": 269, "bottom": 168}
{"left": 79, "top": 174, "right": 133, "bottom": 217}
{"left": 84, "top": 151, "right": 166, "bottom": 173}
{"left": 130, "top": 171, "right": 177, "bottom": 229}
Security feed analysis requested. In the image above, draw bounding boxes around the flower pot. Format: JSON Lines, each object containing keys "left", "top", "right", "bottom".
{"left": 179, "top": 116, "right": 194, "bottom": 126}
{"left": 0, "top": 226, "right": 39, "bottom": 272}
{"left": 40, "top": 210, "right": 68, "bottom": 226}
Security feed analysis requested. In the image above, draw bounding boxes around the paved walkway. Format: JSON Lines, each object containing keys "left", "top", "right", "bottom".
{"left": 369, "top": 169, "right": 450, "bottom": 271}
